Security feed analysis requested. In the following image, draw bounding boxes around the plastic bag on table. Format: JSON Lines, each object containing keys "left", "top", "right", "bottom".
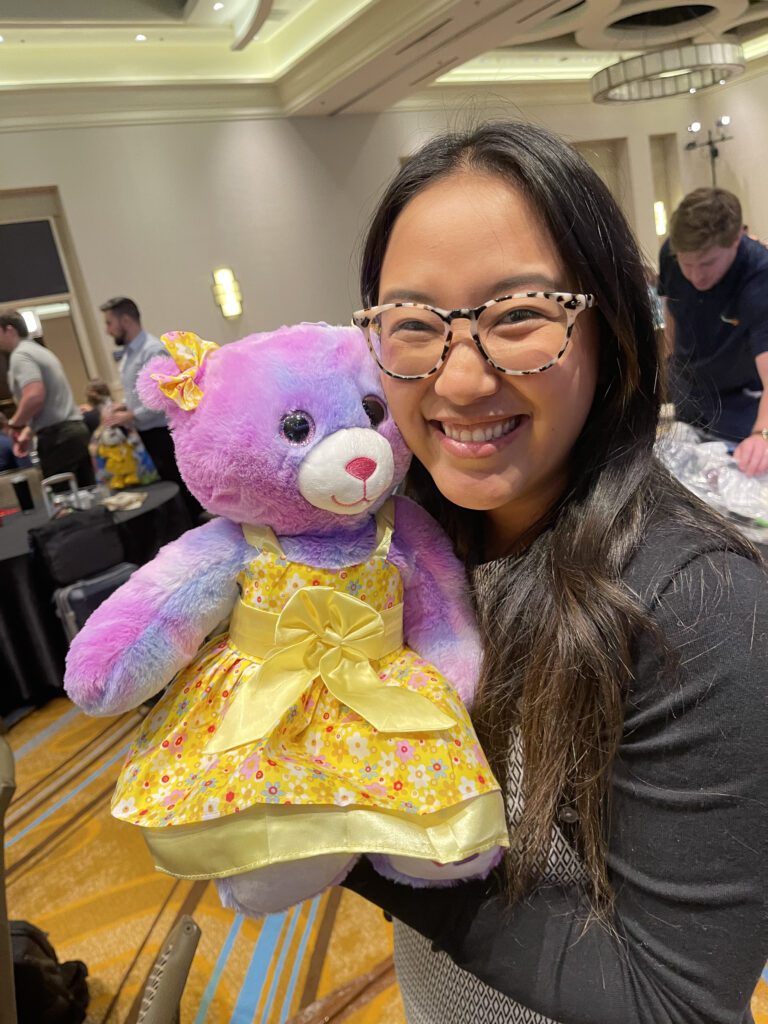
{"left": 656, "top": 426, "right": 768, "bottom": 524}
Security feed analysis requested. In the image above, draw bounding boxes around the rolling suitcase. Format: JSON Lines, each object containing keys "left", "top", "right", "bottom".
{"left": 54, "top": 563, "right": 138, "bottom": 643}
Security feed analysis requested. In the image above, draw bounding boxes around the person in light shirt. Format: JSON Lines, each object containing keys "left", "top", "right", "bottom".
{"left": 0, "top": 309, "right": 93, "bottom": 485}
{"left": 100, "top": 296, "right": 201, "bottom": 520}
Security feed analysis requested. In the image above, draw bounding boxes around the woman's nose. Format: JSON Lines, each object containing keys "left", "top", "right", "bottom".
{"left": 433, "top": 325, "right": 500, "bottom": 403}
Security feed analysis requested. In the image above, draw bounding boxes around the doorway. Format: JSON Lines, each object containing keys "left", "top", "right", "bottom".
{"left": 0, "top": 187, "right": 113, "bottom": 418}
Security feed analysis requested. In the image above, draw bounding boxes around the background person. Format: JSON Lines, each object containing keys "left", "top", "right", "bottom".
{"left": 0, "top": 410, "right": 31, "bottom": 472}
{"left": 0, "top": 310, "right": 93, "bottom": 486}
{"left": 80, "top": 377, "right": 112, "bottom": 436}
{"left": 659, "top": 187, "right": 768, "bottom": 476}
{"left": 343, "top": 122, "right": 768, "bottom": 1024}
{"left": 99, "top": 296, "right": 201, "bottom": 521}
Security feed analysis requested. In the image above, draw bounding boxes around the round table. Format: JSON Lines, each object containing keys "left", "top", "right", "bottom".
{"left": 0, "top": 482, "right": 192, "bottom": 721}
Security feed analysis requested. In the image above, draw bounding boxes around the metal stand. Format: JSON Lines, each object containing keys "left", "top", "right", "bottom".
{"left": 685, "top": 128, "right": 734, "bottom": 186}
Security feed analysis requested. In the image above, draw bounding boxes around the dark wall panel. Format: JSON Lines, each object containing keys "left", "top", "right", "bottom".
{"left": 0, "top": 220, "right": 68, "bottom": 303}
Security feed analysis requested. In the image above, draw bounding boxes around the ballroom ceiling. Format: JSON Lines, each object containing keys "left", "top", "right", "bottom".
{"left": 0, "top": 0, "right": 767, "bottom": 125}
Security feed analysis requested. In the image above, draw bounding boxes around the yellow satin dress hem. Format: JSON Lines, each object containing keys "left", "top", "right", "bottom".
{"left": 142, "top": 790, "right": 509, "bottom": 880}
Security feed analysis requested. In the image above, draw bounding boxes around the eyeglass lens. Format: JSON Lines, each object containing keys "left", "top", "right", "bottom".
{"left": 368, "top": 296, "right": 571, "bottom": 376}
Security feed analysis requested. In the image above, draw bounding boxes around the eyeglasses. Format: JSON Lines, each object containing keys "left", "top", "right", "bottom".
{"left": 352, "top": 291, "right": 596, "bottom": 380}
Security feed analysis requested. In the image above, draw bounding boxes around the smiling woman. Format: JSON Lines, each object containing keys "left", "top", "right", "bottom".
{"left": 342, "top": 121, "right": 768, "bottom": 1024}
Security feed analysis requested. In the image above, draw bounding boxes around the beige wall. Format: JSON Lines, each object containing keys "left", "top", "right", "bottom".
{"left": 0, "top": 77, "right": 756, "bottom": 360}
{"left": 41, "top": 315, "right": 91, "bottom": 408}
{"left": 694, "top": 70, "right": 768, "bottom": 233}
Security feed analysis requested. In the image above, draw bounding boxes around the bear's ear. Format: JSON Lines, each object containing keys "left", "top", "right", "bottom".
{"left": 137, "top": 331, "right": 219, "bottom": 415}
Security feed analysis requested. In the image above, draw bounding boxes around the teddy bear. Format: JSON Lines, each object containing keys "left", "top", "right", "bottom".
{"left": 96, "top": 425, "right": 141, "bottom": 489}
{"left": 64, "top": 324, "right": 508, "bottom": 917}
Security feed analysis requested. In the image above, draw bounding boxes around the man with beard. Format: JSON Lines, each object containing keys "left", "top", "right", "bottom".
{"left": 100, "top": 296, "right": 200, "bottom": 521}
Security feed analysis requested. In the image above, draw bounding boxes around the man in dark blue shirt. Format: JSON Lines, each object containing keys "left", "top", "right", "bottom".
{"left": 659, "top": 187, "right": 768, "bottom": 476}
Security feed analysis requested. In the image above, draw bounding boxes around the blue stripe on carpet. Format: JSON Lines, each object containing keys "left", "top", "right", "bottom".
{"left": 6, "top": 743, "right": 130, "bottom": 847}
{"left": 231, "top": 910, "right": 287, "bottom": 1023}
{"left": 258, "top": 903, "right": 300, "bottom": 1024}
{"left": 278, "top": 895, "right": 321, "bottom": 1022}
{"left": 194, "top": 913, "right": 245, "bottom": 1024}
{"left": 14, "top": 705, "right": 82, "bottom": 760}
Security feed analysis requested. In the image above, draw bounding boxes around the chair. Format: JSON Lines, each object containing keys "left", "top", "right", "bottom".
{"left": 136, "top": 916, "right": 201, "bottom": 1024}
{"left": 0, "top": 734, "right": 17, "bottom": 1024}
{"left": 0, "top": 468, "right": 45, "bottom": 514}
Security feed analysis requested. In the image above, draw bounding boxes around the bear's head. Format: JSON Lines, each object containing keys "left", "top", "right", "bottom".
{"left": 137, "top": 323, "right": 411, "bottom": 536}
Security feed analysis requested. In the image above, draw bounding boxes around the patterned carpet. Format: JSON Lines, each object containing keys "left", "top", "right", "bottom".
{"left": 4, "top": 697, "right": 405, "bottom": 1024}
{"left": 4, "top": 697, "right": 767, "bottom": 1023}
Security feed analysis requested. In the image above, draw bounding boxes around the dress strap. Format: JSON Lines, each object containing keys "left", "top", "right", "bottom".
{"left": 372, "top": 497, "right": 395, "bottom": 559}
{"left": 242, "top": 523, "right": 285, "bottom": 559}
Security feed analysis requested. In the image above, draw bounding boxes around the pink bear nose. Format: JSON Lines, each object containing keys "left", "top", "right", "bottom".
{"left": 345, "top": 456, "right": 377, "bottom": 481}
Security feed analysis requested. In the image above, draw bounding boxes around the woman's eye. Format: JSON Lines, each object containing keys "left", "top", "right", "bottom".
{"left": 499, "top": 308, "right": 539, "bottom": 324}
{"left": 280, "top": 411, "right": 314, "bottom": 445}
{"left": 394, "top": 318, "right": 439, "bottom": 334}
{"left": 362, "top": 395, "right": 387, "bottom": 427}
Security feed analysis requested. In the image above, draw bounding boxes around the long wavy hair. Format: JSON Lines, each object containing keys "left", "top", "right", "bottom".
{"left": 359, "top": 121, "right": 755, "bottom": 913}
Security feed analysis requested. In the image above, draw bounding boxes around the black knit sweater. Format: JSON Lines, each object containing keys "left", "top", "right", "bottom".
{"left": 344, "top": 520, "right": 768, "bottom": 1023}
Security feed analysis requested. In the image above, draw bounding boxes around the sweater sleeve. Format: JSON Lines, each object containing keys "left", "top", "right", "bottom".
{"left": 343, "top": 550, "right": 768, "bottom": 1023}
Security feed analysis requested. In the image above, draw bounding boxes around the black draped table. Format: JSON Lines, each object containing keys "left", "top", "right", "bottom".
{"left": 0, "top": 482, "right": 192, "bottom": 719}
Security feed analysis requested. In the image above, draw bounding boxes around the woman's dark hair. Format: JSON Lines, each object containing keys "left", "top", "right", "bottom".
{"left": 360, "top": 121, "right": 755, "bottom": 914}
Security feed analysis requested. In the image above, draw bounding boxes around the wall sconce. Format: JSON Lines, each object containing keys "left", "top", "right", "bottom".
{"left": 653, "top": 201, "right": 668, "bottom": 237}
{"left": 212, "top": 267, "right": 243, "bottom": 319}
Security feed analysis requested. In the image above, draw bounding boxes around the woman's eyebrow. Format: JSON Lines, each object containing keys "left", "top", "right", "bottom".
{"left": 379, "top": 274, "right": 564, "bottom": 306}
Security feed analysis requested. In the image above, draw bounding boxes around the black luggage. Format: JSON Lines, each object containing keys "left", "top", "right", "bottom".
{"left": 30, "top": 507, "right": 125, "bottom": 587}
{"left": 53, "top": 562, "right": 138, "bottom": 642}
{"left": 10, "top": 920, "right": 88, "bottom": 1024}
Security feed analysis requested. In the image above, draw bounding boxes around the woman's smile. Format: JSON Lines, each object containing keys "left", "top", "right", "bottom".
{"left": 432, "top": 414, "right": 528, "bottom": 457}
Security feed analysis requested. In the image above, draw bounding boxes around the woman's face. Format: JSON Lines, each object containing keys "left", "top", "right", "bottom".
{"left": 377, "top": 171, "right": 599, "bottom": 550}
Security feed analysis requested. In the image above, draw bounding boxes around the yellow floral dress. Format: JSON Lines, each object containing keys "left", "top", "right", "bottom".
{"left": 112, "top": 501, "right": 508, "bottom": 880}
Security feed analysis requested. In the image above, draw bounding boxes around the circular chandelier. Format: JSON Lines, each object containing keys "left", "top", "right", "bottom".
{"left": 591, "top": 41, "right": 745, "bottom": 102}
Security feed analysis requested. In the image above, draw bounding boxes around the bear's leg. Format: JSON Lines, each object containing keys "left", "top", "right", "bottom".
{"left": 371, "top": 847, "right": 503, "bottom": 887}
{"left": 216, "top": 854, "right": 357, "bottom": 916}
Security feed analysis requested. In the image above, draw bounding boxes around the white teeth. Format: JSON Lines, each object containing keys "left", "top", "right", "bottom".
{"left": 442, "top": 416, "right": 520, "bottom": 442}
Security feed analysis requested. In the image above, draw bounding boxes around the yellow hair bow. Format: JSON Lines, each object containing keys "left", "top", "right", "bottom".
{"left": 152, "top": 331, "right": 219, "bottom": 411}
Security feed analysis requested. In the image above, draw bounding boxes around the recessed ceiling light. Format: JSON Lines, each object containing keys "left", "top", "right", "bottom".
{"left": 135, "top": 33, "right": 147, "bottom": 42}
{"left": 689, "top": 86, "right": 696, "bottom": 93}
{"left": 0, "top": 36, "right": 5, "bottom": 43}
{"left": 213, "top": 2, "right": 224, "bottom": 9}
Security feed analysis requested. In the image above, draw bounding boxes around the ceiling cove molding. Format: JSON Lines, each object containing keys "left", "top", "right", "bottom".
{"left": 276, "top": 0, "right": 460, "bottom": 114}
{"left": 0, "top": 82, "right": 282, "bottom": 134}
{"left": 231, "top": 0, "right": 273, "bottom": 51}
{"left": 390, "top": 78, "right": 594, "bottom": 110}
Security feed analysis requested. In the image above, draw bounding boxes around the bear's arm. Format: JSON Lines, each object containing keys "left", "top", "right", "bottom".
{"left": 387, "top": 495, "right": 481, "bottom": 707}
{"left": 64, "top": 517, "right": 251, "bottom": 715}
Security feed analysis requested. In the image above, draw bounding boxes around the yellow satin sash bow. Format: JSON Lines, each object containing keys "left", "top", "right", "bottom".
{"left": 152, "top": 331, "right": 219, "bottom": 410}
{"left": 206, "top": 586, "right": 455, "bottom": 753}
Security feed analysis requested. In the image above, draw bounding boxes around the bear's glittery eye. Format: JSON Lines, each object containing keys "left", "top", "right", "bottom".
{"left": 362, "top": 395, "right": 387, "bottom": 428}
{"left": 280, "top": 411, "right": 314, "bottom": 445}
